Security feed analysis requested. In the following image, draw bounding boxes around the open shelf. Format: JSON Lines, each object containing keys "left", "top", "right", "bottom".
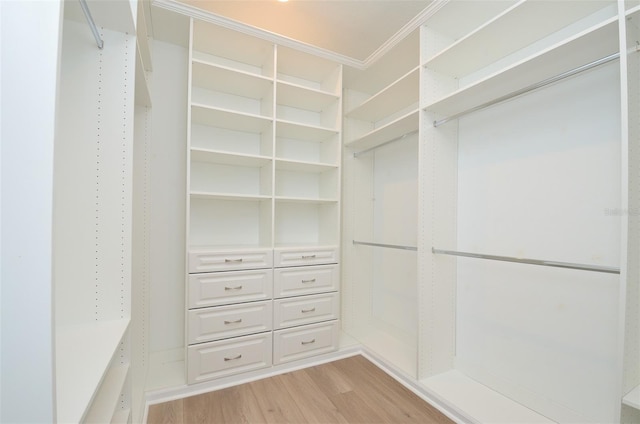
{"left": 277, "top": 46, "right": 341, "bottom": 95}
{"left": 624, "top": 385, "right": 640, "bottom": 410}
{"left": 190, "top": 192, "right": 272, "bottom": 202}
{"left": 191, "top": 148, "right": 271, "bottom": 168}
{"left": 346, "top": 109, "right": 418, "bottom": 151}
{"left": 275, "top": 201, "right": 339, "bottom": 246}
{"left": 275, "top": 158, "right": 338, "bottom": 174}
{"left": 346, "top": 67, "right": 419, "bottom": 122}
{"left": 423, "top": 1, "right": 615, "bottom": 77}
{"left": 84, "top": 365, "right": 130, "bottom": 423}
{"left": 276, "top": 121, "right": 340, "bottom": 165}
{"left": 56, "top": 319, "right": 130, "bottom": 424}
{"left": 275, "top": 164, "right": 338, "bottom": 201}
{"left": 191, "top": 104, "right": 273, "bottom": 132}
{"left": 192, "top": 60, "right": 273, "bottom": 100}
{"left": 423, "top": 17, "right": 619, "bottom": 119}
{"left": 276, "top": 83, "right": 340, "bottom": 130}
{"left": 190, "top": 157, "right": 272, "bottom": 198}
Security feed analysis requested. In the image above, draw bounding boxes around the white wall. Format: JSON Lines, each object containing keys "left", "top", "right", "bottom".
{"left": 149, "top": 40, "right": 188, "bottom": 353}
{"left": 0, "top": 1, "right": 62, "bottom": 421}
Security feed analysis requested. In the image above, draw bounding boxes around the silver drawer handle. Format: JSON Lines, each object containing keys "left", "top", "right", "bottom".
{"left": 301, "top": 307, "right": 316, "bottom": 313}
{"left": 301, "top": 278, "right": 316, "bottom": 284}
{"left": 301, "top": 339, "right": 316, "bottom": 345}
{"left": 301, "top": 255, "right": 316, "bottom": 259}
{"left": 224, "top": 319, "right": 243, "bottom": 324}
{"left": 225, "top": 258, "right": 243, "bottom": 263}
{"left": 224, "top": 285, "right": 243, "bottom": 291}
{"left": 224, "top": 354, "right": 242, "bottom": 361}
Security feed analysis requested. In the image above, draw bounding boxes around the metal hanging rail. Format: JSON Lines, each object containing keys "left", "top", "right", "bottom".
{"left": 353, "top": 240, "right": 417, "bottom": 251}
{"left": 353, "top": 130, "right": 419, "bottom": 158}
{"left": 433, "top": 52, "right": 620, "bottom": 127}
{"left": 79, "top": 0, "right": 104, "bottom": 49}
{"left": 432, "top": 248, "right": 620, "bottom": 275}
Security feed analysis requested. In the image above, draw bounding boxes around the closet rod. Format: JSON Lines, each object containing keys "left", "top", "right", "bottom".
{"left": 79, "top": 0, "right": 104, "bottom": 49}
{"left": 433, "top": 52, "right": 619, "bottom": 127}
{"left": 432, "top": 248, "right": 620, "bottom": 274}
{"left": 353, "top": 240, "right": 417, "bottom": 251}
{"left": 353, "top": 130, "right": 419, "bottom": 158}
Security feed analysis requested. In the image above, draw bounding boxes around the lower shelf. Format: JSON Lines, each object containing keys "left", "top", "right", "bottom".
{"left": 420, "top": 370, "right": 554, "bottom": 424}
{"left": 623, "top": 385, "right": 640, "bottom": 410}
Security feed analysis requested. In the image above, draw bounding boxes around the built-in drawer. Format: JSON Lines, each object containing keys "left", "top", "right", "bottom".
{"left": 188, "top": 248, "right": 273, "bottom": 273}
{"left": 273, "top": 321, "right": 338, "bottom": 365}
{"left": 273, "top": 293, "right": 339, "bottom": 329}
{"left": 274, "top": 246, "right": 338, "bottom": 268}
{"left": 273, "top": 264, "right": 339, "bottom": 298}
{"left": 187, "top": 332, "right": 272, "bottom": 384}
{"left": 188, "top": 301, "right": 273, "bottom": 344}
{"left": 188, "top": 269, "right": 272, "bottom": 309}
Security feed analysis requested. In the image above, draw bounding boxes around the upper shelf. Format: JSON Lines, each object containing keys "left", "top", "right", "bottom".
{"left": 346, "top": 67, "right": 419, "bottom": 122}
{"left": 423, "top": 0, "right": 615, "bottom": 78}
{"left": 424, "top": 16, "right": 619, "bottom": 119}
{"left": 276, "top": 120, "right": 338, "bottom": 143}
{"left": 276, "top": 82, "right": 340, "bottom": 112}
{"left": 191, "top": 104, "right": 272, "bottom": 133}
{"left": 192, "top": 60, "right": 273, "bottom": 100}
{"left": 346, "top": 109, "right": 418, "bottom": 151}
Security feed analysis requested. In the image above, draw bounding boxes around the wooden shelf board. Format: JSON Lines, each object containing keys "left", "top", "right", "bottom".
{"left": 346, "top": 110, "right": 419, "bottom": 151}
{"left": 56, "top": 319, "right": 130, "bottom": 424}
{"left": 191, "top": 149, "right": 272, "bottom": 168}
{"left": 277, "top": 82, "right": 339, "bottom": 112}
{"left": 276, "top": 120, "right": 338, "bottom": 142}
{"left": 190, "top": 192, "right": 272, "bottom": 202}
{"left": 421, "top": 370, "right": 554, "bottom": 424}
{"left": 275, "top": 159, "right": 338, "bottom": 173}
{"left": 346, "top": 67, "right": 419, "bottom": 122}
{"left": 276, "top": 119, "right": 338, "bottom": 135}
{"left": 623, "top": 385, "right": 640, "bottom": 410}
{"left": 84, "top": 365, "right": 130, "bottom": 423}
{"left": 424, "top": 17, "right": 619, "bottom": 118}
{"left": 275, "top": 196, "right": 338, "bottom": 204}
{"left": 424, "top": 1, "right": 614, "bottom": 77}
{"left": 191, "top": 104, "right": 272, "bottom": 133}
{"left": 192, "top": 60, "right": 273, "bottom": 100}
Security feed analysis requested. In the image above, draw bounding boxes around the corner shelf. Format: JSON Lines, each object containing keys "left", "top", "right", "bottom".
{"left": 623, "top": 385, "right": 640, "bottom": 410}
{"left": 56, "top": 319, "right": 130, "bottom": 424}
{"left": 345, "top": 109, "right": 419, "bottom": 151}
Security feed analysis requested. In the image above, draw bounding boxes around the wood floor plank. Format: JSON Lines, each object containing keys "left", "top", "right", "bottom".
{"left": 147, "top": 355, "right": 454, "bottom": 424}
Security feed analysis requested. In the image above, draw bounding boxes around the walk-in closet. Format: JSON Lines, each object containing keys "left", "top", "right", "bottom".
{"left": 2, "top": 1, "right": 640, "bottom": 423}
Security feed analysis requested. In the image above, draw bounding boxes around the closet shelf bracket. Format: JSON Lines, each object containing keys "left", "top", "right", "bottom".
{"left": 433, "top": 52, "right": 620, "bottom": 127}
{"left": 353, "top": 240, "right": 417, "bottom": 251}
{"left": 432, "top": 248, "right": 620, "bottom": 274}
{"left": 79, "top": 0, "right": 104, "bottom": 49}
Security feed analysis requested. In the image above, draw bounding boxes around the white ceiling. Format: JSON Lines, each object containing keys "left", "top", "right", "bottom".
{"left": 151, "top": 0, "right": 434, "bottom": 66}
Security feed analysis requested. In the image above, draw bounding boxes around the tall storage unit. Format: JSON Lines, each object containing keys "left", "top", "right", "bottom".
{"left": 185, "top": 19, "right": 342, "bottom": 385}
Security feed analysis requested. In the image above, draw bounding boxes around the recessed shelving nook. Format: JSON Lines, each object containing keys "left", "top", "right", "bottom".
{"left": 186, "top": 18, "right": 342, "bottom": 385}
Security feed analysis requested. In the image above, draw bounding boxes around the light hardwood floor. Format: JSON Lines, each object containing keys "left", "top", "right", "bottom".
{"left": 147, "top": 355, "right": 454, "bottom": 424}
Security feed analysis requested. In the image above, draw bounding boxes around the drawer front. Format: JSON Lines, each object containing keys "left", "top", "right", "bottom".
{"left": 189, "top": 248, "right": 273, "bottom": 273}
{"left": 187, "top": 333, "right": 272, "bottom": 384}
{"left": 274, "top": 246, "right": 338, "bottom": 268}
{"left": 274, "top": 293, "right": 339, "bottom": 329}
{"left": 188, "top": 301, "right": 273, "bottom": 344}
{"left": 273, "top": 321, "right": 338, "bottom": 365}
{"left": 188, "top": 269, "right": 273, "bottom": 308}
{"left": 273, "top": 265, "right": 339, "bottom": 298}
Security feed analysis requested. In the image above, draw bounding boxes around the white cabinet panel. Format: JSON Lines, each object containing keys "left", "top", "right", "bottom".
{"left": 273, "top": 264, "right": 339, "bottom": 298}
{"left": 187, "top": 333, "right": 272, "bottom": 384}
{"left": 273, "top": 293, "right": 339, "bottom": 329}
{"left": 188, "top": 248, "right": 273, "bottom": 273}
{"left": 188, "top": 269, "right": 273, "bottom": 308}
{"left": 273, "top": 321, "right": 338, "bottom": 365}
{"left": 188, "top": 301, "right": 272, "bottom": 344}
{"left": 274, "top": 246, "right": 338, "bottom": 267}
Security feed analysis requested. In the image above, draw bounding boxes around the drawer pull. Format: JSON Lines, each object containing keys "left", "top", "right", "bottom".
{"left": 224, "top": 319, "right": 243, "bottom": 324}
{"left": 224, "top": 258, "right": 243, "bottom": 263}
{"left": 301, "top": 255, "right": 316, "bottom": 259}
{"left": 301, "top": 339, "right": 316, "bottom": 345}
{"left": 224, "top": 354, "right": 242, "bottom": 361}
{"left": 301, "top": 307, "right": 316, "bottom": 313}
{"left": 301, "top": 278, "right": 316, "bottom": 284}
{"left": 224, "top": 285, "right": 243, "bottom": 291}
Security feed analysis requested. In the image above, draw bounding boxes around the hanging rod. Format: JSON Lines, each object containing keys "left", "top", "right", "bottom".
{"left": 79, "top": 0, "right": 104, "bottom": 49}
{"left": 433, "top": 52, "right": 620, "bottom": 127}
{"left": 353, "top": 130, "right": 419, "bottom": 158}
{"left": 353, "top": 240, "right": 417, "bottom": 251}
{"left": 432, "top": 248, "right": 619, "bottom": 274}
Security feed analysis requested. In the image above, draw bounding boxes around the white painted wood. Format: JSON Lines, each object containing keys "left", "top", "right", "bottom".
{"left": 187, "top": 332, "right": 272, "bottom": 384}
{"left": 188, "top": 248, "right": 273, "bottom": 273}
{"left": 135, "top": 47, "right": 151, "bottom": 107}
{"left": 188, "top": 269, "right": 273, "bottom": 308}
{"left": 85, "top": 365, "right": 130, "bottom": 424}
{"left": 111, "top": 407, "right": 131, "bottom": 424}
{"left": 274, "top": 264, "right": 340, "bottom": 298}
{"left": 274, "top": 202, "right": 340, "bottom": 246}
{"left": 273, "top": 292, "right": 339, "bottom": 329}
{"left": 274, "top": 246, "right": 339, "bottom": 267}
{"left": 56, "top": 320, "right": 130, "bottom": 424}
{"left": 275, "top": 165, "right": 338, "bottom": 200}
{"left": 192, "top": 60, "right": 273, "bottom": 101}
{"left": 188, "top": 301, "right": 273, "bottom": 344}
{"left": 275, "top": 122, "right": 340, "bottom": 165}
{"left": 273, "top": 321, "right": 339, "bottom": 365}
{"left": 191, "top": 104, "right": 273, "bottom": 135}
{"left": 624, "top": 385, "right": 640, "bottom": 410}
{"left": 191, "top": 149, "right": 271, "bottom": 168}
{"left": 190, "top": 160, "right": 272, "bottom": 197}
{"left": 277, "top": 45, "right": 342, "bottom": 94}
{"left": 345, "top": 110, "right": 418, "bottom": 150}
